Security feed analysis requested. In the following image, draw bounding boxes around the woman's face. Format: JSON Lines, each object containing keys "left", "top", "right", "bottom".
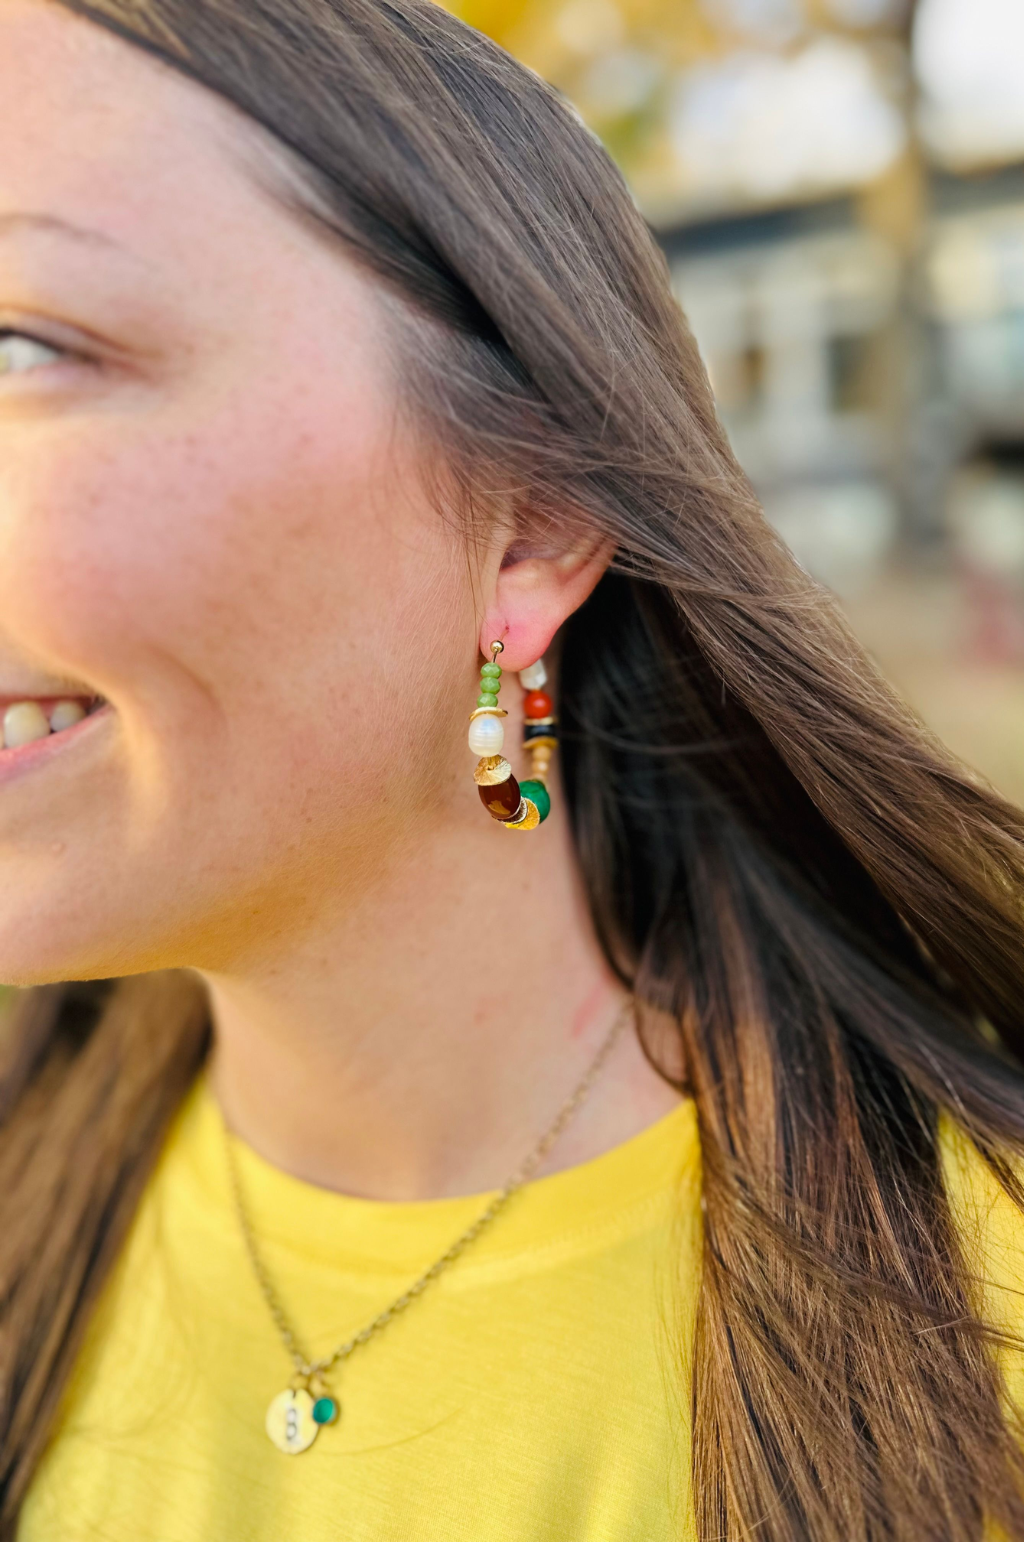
{"left": 0, "top": 2, "right": 489, "bottom": 983}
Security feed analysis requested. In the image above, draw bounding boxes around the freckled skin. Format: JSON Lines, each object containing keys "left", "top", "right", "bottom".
{"left": 0, "top": 0, "right": 481, "bottom": 981}
{"left": 0, "top": 1, "right": 681, "bottom": 1199}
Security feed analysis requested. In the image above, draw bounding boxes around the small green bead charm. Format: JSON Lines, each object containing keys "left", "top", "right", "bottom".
{"left": 519, "top": 779, "right": 551, "bottom": 824}
{"left": 312, "top": 1396, "right": 338, "bottom": 1426}
{"left": 480, "top": 662, "right": 502, "bottom": 679}
{"left": 478, "top": 692, "right": 500, "bottom": 708}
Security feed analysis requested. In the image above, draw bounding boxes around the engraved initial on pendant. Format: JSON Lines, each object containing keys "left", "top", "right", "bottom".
{"left": 266, "top": 1387, "right": 340, "bottom": 1454}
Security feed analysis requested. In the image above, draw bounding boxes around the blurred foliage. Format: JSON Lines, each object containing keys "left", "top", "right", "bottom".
{"left": 434, "top": 0, "right": 910, "bottom": 220}
{"left": 435, "top": 0, "right": 719, "bottom": 203}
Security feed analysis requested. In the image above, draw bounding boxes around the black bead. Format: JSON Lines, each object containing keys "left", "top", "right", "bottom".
{"left": 523, "top": 721, "right": 558, "bottom": 746}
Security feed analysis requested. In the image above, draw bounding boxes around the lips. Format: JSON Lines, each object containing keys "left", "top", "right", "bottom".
{"left": 1, "top": 696, "right": 106, "bottom": 751}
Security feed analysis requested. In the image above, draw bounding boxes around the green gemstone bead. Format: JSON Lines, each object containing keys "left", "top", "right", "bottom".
{"left": 519, "top": 779, "right": 551, "bottom": 824}
{"left": 480, "top": 662, "right": 502, "bottom": 679}
{"left": 477, "top": 693, "right": 500, "bottom": 708}
{"left": 312, "top": 1397, "right": 338, "bottom": 1425}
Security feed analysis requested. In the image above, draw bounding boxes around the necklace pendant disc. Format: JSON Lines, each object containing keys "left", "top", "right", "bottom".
{"left": 266, "top": 1388, "right": 319, "bottom": 1454}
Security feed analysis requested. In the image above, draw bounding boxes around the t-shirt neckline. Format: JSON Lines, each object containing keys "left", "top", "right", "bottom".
{"left": 178, "top": 1075, "right": 699, "bottom": 1278}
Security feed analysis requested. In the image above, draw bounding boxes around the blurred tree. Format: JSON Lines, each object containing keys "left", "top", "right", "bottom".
{"left": 445, "top": 0, "right": 533, "bottom": 42}
{"left": 435, "top": 0, "right": 908, "bottom": 219}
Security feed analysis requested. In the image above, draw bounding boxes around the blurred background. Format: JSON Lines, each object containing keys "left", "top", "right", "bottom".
{"left": 439, "top": 0, "right": 1024, "bottom": 804}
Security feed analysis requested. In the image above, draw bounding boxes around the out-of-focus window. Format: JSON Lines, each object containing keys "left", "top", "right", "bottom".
{"left": 915, "top": 0, "right": 1024, "bottom": 170}
{"left": 438, "top": 0, "right": 1024, "bottom": 804}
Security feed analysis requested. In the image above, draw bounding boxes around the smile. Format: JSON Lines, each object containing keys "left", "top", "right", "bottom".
{"left": 0, "top": 694, "right": 112, "bottom": 789}
{"left": 1, "top": 696, "right": 108, "bottom": 752}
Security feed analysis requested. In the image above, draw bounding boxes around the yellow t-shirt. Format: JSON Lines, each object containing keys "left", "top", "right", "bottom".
{"left": 18, "top": 1077, "right": 703, "bottom": 1542}
{"left": 941, "top": 1119, "right": 1024, "bottom": 1419}
{"left": 18, "top": 1080, "right": 1024, "bottom": 1542}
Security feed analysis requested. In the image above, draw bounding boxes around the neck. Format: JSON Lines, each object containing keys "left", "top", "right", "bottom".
{"left": 201, "top": 802, "right": 682, "bottom": 1202}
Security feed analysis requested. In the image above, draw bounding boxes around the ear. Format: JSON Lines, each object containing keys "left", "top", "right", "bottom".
{"left": 478, "top": 534, "right": 615, "bottom": 670}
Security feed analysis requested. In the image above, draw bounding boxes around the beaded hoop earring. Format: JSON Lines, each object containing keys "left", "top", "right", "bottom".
{"left": 468, "top": 641, "right": 557, "bottom": 832}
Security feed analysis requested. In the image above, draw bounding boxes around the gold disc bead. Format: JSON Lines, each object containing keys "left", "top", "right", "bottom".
{"left": 474, "top": 755, "right": 513, "bottom": 786}
{"left": 502, "top": 798, "right": 541, "bottom": 832}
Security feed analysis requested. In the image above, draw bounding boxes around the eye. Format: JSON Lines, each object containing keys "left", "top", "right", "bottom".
{"left": 0, "top": 330, "right": 66, "bottom": 376}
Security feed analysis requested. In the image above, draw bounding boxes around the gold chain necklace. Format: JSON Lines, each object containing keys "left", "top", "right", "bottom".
{"left": 221, "top": 997, "right": 635, "bottom": 1454}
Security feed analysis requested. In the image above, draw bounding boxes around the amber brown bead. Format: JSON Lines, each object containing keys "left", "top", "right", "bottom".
{"left": 478, "top": 775, "right": 522, "bottom": 822}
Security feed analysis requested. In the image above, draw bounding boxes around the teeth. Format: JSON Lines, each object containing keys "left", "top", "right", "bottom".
{"left": 0, "top": 698, "right": 97, "bottom": 750}
{"left": 3, "top": 702, "right": 52, "bottom": 749}
{"left": 49, "top": 699, "right": 87, "bottom": 733}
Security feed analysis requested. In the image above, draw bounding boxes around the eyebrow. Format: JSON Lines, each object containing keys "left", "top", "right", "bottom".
{"left": 0, "top": 212, "right": 136, "bottom": 257}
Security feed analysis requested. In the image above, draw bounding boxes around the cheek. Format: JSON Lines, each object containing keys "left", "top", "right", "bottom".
{"left": 0, "top": 386, "right": 472, "bottom": 831}
{"left": 6, "top": 379, "right": 433, "bottom": 650}
{"left": 0, "top": 400, "right": 377, "bottom": 678}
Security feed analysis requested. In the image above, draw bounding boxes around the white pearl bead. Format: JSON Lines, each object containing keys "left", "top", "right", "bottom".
{"left": 468, "top": 715, "right": 505, "bottom": 756}
{"left": 519, "top": 659, "right": 548, "bottom": 691}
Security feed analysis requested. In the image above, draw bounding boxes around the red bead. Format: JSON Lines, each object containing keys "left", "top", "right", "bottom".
{"left": 478, "top": 776, "right": 522, "bottom": 822}
{"left": 523, "top": 691, "right": 553, "bottom": 720}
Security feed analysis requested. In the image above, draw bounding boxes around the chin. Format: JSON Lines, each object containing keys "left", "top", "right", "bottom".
{"left": 0, "top": 904, "right": 142, "bottom": 989}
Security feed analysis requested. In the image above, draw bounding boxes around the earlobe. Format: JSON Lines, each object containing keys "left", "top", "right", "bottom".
{"left": 479, "top": 536, "right": 614, "bottom": 672}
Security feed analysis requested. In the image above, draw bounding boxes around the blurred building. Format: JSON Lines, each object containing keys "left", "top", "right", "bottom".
{"left": 439, "top": 0, "right": 1024, "bottom": 799}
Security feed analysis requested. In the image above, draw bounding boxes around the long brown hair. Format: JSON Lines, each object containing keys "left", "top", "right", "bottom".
{"left": 4, "top": 1, "right": 1024, "bottom": 1535}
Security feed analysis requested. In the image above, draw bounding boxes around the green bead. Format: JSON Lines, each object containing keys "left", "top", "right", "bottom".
{"left": 519, "top": 779, "right": 551, "bottom": 823}
{"left": 480, "top": 662, "right": 502, "bottom": 679}
{"left": 477, "top": 693, "right": 500, "bottom": 708}
{"left": 312, "top": 1397, "right": 338, "bottom": 1425}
